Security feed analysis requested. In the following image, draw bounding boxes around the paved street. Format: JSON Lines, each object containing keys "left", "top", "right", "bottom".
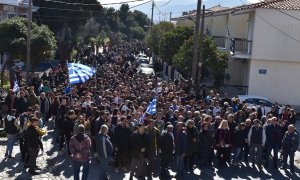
{"left": 0, "top": 119, "right": 300, "bottom": 180}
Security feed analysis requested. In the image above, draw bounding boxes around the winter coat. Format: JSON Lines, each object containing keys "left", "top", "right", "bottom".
{"left": 96, "top": 133, "right": 113, "bottom": 158}
{"left": 69, "top": 134, "right": 91, "bottom": 162}
{"left": 130, "top": 131, "right": 150, "bottom": 159}
{"left": 175, "top": 130, "right": 188, "bottom": 155}
{"left": 215, "top": 129, "right": 231, "bottom": 148}
{"left": 186, "top": 126, "right": 199, "bottom": 155}
{"left": 159, "top": 131, "right": 174, "bottom": 156}
{"left": 232, "top": 128, "right": 245, "bottom": 148}
{"left": 282, "top": 131, "right": 299, "bottom": 152}
{"left": 198, "top": 129, "right": 214, "bottom": 161}
{"left": 113, "top": 124, "right": 132, "bottom": 151}
{"left": 265, "top": 124, "right": 283, "bottom": 147}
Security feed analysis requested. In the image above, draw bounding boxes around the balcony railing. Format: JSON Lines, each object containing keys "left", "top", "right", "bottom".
{"left": 230, "top": 38, "right": 252, "bottom": 55}
{"left": 213, "top": 36, "right": 227, "bottom": 49}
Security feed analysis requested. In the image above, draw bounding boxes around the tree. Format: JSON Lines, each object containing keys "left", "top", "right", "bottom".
{"left": 158, "top": 26, "right": 193, "bottom": 63}
{"left": 145, "top": 22, "right": 174, "bottom": 55}
{"left": 172, "top": 37, "right": 194, "bottom": 78}
{"left": 172, "top": 36, "right": 229, "bottom": 87}
{"left": 0, "top": 17, "right": 57, "bottom": 86}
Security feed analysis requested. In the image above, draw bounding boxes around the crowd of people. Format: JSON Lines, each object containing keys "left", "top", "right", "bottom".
{"left": 0, "top": 39, "right": 299, "bottom": 180}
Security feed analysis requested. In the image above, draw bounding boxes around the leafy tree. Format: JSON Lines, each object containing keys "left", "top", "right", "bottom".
{"left": 131, "top": 26, "right": 146, "bottom": 40}
{"left": 159, "top": 26, "right": 194, "bottom": 63}
{"left": 0, "top": 17, "right": 57, "bottom": 85}
{"left": 172, "top": 36, "right": 229, "bottom": 87}
{"left": 146, "top": 22, "right": 174, "bottom": 55}
{"left": 172, "top": 37, "right": 194, "bottom": 78}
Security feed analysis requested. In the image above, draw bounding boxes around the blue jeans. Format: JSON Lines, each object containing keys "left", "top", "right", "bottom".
{"left": 73, "top": 160, "right": 89, "bottom": 180}
{"left": 6, "top": 134, "right": 17, "bottom": 156}
{"left": 176, "top": 155, "right": 184, "bottom": 175}
{"left": 98, "top": 157, "right": 110, "bottom": 179}
{"left": 233, "top": 148, "right": 242, "bottom": 163}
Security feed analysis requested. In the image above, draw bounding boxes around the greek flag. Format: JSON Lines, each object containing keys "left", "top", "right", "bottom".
{"left": 13, "top": 80, "right": 19, "bottom": 92}
{"left": 67, "top": 63, "right": 96, "bottom": 85}
{"left": 139, "top": 97, "right": 157, "bottom": 123}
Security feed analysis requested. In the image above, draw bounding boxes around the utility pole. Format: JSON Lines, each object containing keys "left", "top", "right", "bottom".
{"left": 191, "top": 0, "right": 202, "bottom": 85}
{"left": 169, "top": 12, "right": 172, "bottom": 22}
{"left": 26, "top": 0, "right": 32, "bottom": 83}
{"left": 150, "top": 1, "right": 154, "bottom": 29}
{"left": 196, "top": 5, "right": 205, "bottom": 85}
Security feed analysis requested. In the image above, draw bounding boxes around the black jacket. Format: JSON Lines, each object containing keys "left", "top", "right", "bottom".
{"left": 233, "top": 128, "right": 245, "bottom": 148}
{"left": 130, "top": 131, "right": 150, "bottom": 159}
{"left": 160, "top": 131, "right": 174, "bottom": 156}
{"left": 113, "top": 124, "right": 132, "bottom": 151}
{"left": 63, "top": 118, "right": 75, "bottom": 136}
{"left": 26, "top": 125, "right": 42, "bottom": 148}
{"left": 14, "top": 97, "right": 28, "bottom": 115}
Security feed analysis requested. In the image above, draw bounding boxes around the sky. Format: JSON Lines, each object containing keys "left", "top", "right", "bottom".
{"left": 98, "top": 0, "right": 261, "bottom": 7}
{"left": 97, "top": 0, "right": 262, "bottom": 23}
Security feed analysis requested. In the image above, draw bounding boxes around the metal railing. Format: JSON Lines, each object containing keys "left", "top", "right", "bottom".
{"left": 231, "top": 38, "right": 252, "bottom": 55}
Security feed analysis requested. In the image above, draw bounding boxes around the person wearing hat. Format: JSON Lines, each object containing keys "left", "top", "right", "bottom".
{"left": 248, "top": 119, "right": 266, "bottom": 168}
{"left": 26, "top": 117, "right": 42, "bottom": 175}
{"left": 69, "top": 124, "right": 91, "bottom": 180}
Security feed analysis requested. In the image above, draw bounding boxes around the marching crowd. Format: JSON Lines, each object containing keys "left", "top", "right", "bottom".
{"left": 0, "top": 39, "right": 299, "bottom": 180}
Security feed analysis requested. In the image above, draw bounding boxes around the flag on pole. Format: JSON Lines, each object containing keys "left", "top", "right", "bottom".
{"left": 67, "top": 63, "right": 96, "bottom": 85}
{"left": 13, "top": 80, "right": 20, "bottom": 92}
{"left": 139, "top": 97, "right": 157, "bottom": 123}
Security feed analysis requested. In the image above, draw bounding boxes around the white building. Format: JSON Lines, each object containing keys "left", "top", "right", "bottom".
{"left": 0, "top": 0, "right": 38, "bottom": 21}
{"left": 173, "top": 0, "right": 300, "bottom": 107}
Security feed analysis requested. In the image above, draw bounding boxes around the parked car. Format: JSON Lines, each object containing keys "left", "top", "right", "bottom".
{"left": 135, "top": 57, "right": 149, "bottom": 67}
{"left": 136, "top": 53, "right": 148, "bottom": 61}
{"left": 137, "top": 64, "right": 155, "bottom": 75}
{"left": 237, "top": 95, "right": 284, "bottom": 114}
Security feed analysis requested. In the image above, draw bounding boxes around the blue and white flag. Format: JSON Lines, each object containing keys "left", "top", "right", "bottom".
{"left": 67, "top": 63, "right": 96, "bottom": 85}
{"left": 139, "top": 97, "right": 157, "bottom": 123}
{"left": 13, "top": 80, "right": 19, "bottom": 92}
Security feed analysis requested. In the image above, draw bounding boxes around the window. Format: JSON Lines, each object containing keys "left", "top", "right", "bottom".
{"left": 20, "top": 14, "right": 27, "bottom": 18}
{"left": 257, "top": 99, "right": 273, "bottom": 108}
{"left": 7, "top": 13, "right": 16, "bottom": 19}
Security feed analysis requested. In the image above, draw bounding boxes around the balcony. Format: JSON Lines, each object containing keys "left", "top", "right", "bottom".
{"left": 230, "top": 38, "right": 252, "bottom": 58}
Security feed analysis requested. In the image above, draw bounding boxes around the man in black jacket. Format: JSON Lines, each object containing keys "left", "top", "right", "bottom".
{"left": 61, "top": 110, "right": 75, "bottom": 156}
{"left": 26, "top": 117, "right": 42, "bottom": 175}
{"left": 160, "top": 125, "right": 174, "bottom": 178}
{"left": 13, "top": 91, "right": 28, "bottom": 115}
{"left": 113, "top": 116, "right": 132, "bottom": 172}
{"left": 129, "top": 123, "right": 150, "bottom": 180}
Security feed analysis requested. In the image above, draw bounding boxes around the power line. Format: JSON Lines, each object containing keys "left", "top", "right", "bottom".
{"left": 156, "top": 0, "right": 172, "bottom": 7}
{"left": 43, "top": 0, "right": 148, "bottom": 6}
{"left": 255, "top": 12, "right": 300, "bottom": 44}
{"left": 129, "top": 0, "right": 152, "bottom": 9}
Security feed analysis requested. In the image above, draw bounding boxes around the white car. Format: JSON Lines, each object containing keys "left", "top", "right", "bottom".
{"left": 237, "top": 95, "right": 284, "bottom": 114}
{"left": 136, "top": 54, "right": 148, "bottom": 60}
{"left": 137, "top": 65, "right": 155, "bottom": 75}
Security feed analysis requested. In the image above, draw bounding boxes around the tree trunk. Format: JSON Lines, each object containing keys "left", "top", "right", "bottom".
{"left": 1, "top": 60, "right": 8, "bottom": 87}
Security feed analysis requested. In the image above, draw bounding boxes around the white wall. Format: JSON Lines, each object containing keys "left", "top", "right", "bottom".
{"left": 252, "top": 8, "right": 300, "bottom": 62}
{"left": 228, "top": 13, "right": 249, "bottom": 39}
{"left": 248, "top": 59, "right": 300, "bottom": 105}
{"left": 225, "top": 58, "right": 250, "bottom": 86}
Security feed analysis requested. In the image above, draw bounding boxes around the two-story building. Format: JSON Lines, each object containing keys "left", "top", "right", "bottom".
{"left": 173, "top": 0, "right": 300, "bottom": 107}
{"left": 0, "top": 0, "right": 38, "bottom": 20}
{"left": 0, "top": 0, "right": 38, "bottom": 67}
